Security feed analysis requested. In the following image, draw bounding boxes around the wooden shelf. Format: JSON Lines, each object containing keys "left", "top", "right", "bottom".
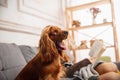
{"left": 66, "top": 0, "right": 110, "bottom": 11}
{"left": 66, "top": 0, "right": 120, "bottom": 62}
{"left": 68, "top": 22, "right": 112, "bottom": 30}
{"left": 70, "top": 45, "right": 114, "bottom": 51}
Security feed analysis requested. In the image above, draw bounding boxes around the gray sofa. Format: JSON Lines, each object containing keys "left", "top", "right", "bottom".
{"left": 0, "top": 43, "right": 71, "bottom": 80}
{"left": 0, "top": 43, "right": 38, "bottom": 80}
{"left": 1, "top": 43, "right": 120, "bottom": 80}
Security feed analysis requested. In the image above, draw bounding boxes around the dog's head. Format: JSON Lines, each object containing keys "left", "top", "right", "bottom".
{"left": 48, "top": 25, "right": 68, "bottom": 53}
{"left": 48, "top": 26, "right": 68, "bottom": 42}
{"left": 39, "top": 25, "right": 68, "bottom": 63}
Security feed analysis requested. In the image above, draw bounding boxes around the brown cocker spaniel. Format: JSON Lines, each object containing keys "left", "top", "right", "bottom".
{"left": 15, "top": 25, "right": 69, "bottom": 80}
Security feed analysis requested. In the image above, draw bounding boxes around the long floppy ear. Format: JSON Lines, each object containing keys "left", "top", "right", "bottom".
{"left": 39, "top": 33, "right": 59, "bottom": 63}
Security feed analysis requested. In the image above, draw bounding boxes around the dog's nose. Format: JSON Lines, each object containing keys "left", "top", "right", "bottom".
{"left": 64, "top": 31, "right": 68, "bottom": 35}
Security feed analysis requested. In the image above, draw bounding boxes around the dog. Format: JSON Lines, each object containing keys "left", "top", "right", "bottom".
{"left": 15, "top": 25, "right": 69, "bottom": 80}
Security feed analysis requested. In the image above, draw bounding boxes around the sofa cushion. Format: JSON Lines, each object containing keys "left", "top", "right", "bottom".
{"left": 19, "top": 45, "right": 38, "bottom": 62}
{"left": 0, "top": 60, "right": 2, "bottom": 70}
{"left": 0, "top": 66, "right": 24, "bottom": 80}
{"left": 0, "top": 71, "right": 6, "bottom": 80}
{"left": 2, "top": 66, "right": 24, "bottom": 80}
{"left": 0, "top": 43, "right": 26, "bottom": 70}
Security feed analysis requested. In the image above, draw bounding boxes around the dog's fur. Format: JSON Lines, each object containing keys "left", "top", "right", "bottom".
{"left": 15, "top": 25, "right": 69, "bottom": 80}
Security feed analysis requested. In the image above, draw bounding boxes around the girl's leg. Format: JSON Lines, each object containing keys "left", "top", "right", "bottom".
{"left": 95, "top": 62, "right": 118, "bottom": 75}
{"left": 98, "top": 72, "right": 120, "bottom": 80}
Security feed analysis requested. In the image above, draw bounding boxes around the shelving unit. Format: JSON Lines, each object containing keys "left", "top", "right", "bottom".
{"left": 67, "top": 22, "right": 112, "bottom": 30}
{"left": 66, "top": 0, "right": 119, "bottom": 62}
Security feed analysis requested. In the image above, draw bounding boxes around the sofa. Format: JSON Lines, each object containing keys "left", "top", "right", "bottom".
{"left": 1, "top": 43, "right": 120, "bottom": 80}
{"left": 0, "top": 43, "right": 72, "bottom": 80}
{"left": 0, "top": 43, "right": 38, "bottom": 80}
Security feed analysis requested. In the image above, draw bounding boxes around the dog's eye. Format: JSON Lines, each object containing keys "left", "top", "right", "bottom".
{"left": 52, "top": 30, "right": 59, "bottom": 35}
{"left": 50, "top": 32, "right": 58, "bottom": 36}
{"left": 54, "top": 30, "right": 58, "bottom": 33}
{"left": 53, "top": 32, "right": 57, "bottom": 35}
{"left": 49, "top": 29, "right": 61, "bottom": 36}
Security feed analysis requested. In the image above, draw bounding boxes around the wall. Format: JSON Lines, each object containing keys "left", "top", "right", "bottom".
{"left": 0, "top": 0, "right": 66, "bottom": 46}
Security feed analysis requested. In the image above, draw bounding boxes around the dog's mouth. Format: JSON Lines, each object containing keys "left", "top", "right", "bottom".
{"left": 58, "top": 42, "right": 66, "bottom": 50}
{"left": 56, "top": 42, "right": 66, "bottom": 51}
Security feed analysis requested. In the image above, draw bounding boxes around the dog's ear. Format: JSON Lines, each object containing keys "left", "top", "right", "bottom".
{"left": 39, "top": 33, "right": 59, "bottom": 63}
{"left": 39, "top": 33, "right": 50, "bottom": 53}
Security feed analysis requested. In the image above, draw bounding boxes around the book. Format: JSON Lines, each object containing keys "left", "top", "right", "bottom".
{"left": 89, "top": 40, "right": 106, "bottom": 62}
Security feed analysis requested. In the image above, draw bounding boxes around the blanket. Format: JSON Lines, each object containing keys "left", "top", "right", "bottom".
{"left": 75, "top": 62, "right": 103, "bottom": 80}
